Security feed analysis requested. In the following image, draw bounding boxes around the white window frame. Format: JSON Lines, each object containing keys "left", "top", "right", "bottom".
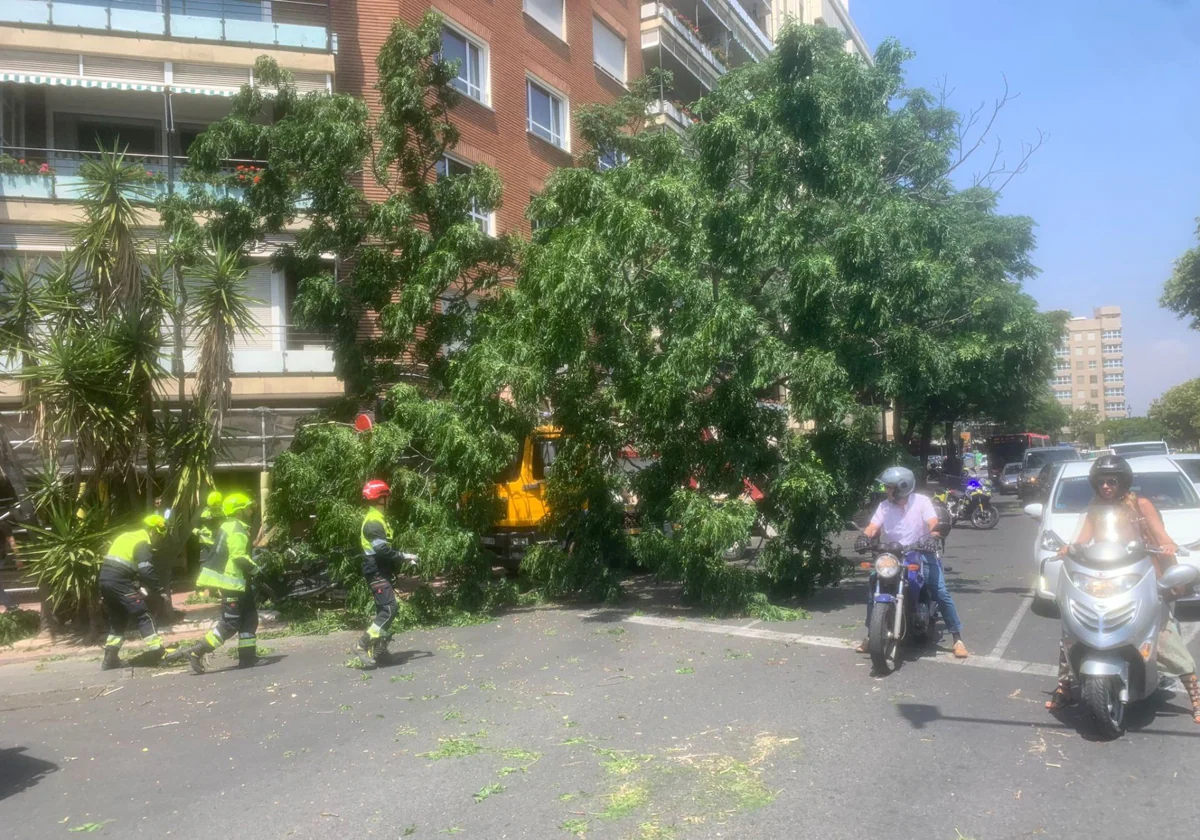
{"left": 441, "top": 23, "right": 490, "bottom": 106}
{"left": 436, "top": 154, "right": 494, "bottom": 236}
{"left": 592, "top": 17, "right": 626, "bottom": 84}
{"left": 524, "top": 0, "right": 565, "bottom": 40}
{"left": 526, "top": 76, "right": 569, "bottom": 151}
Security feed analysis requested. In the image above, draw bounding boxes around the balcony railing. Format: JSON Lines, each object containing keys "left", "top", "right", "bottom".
{"left": 1, "top": 0, "right": 333, "bottom": 52}
{"left": 642, "top": 3, "right": 728, "bottom": 77}
{"left": 169, "top": 325, "right": 335, "bottom": 375}
{"left": 708, "top": 0, "right": 772, "bottom": 62}
{"left": 0, "top": 147, "right": 310, "bottom": 208}
{"left": 647, "top": 99, "right": 697, "bottom": 133}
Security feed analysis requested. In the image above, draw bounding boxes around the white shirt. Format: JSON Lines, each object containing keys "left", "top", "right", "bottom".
{"left": 869, "top": 493, "right": 937, "bottom": 546}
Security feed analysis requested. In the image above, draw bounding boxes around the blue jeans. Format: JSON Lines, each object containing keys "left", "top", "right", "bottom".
{"left": 865, "top": 553, "right": 963, "bottom": 636}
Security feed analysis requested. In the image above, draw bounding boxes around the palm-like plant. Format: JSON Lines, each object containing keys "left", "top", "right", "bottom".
{"left": 187, "top": 241, "right": 260, "bottom": 431}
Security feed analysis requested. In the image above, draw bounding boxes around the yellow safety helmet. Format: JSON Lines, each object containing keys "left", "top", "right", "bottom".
{"left": 222, "top": 492, "right": 254, "bottom": 517}
{"left": 206, "top": 490, "right": 224, "bottom": 508}
{"left": 142, "top": 513, "right": 168, "bottom": 534}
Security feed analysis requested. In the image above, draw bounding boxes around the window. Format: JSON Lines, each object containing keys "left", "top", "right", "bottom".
{"left": 592, "top": 17, "right": 626, "bottom": 83}
{"left": 527, "top": 78, "right": 567, "bottom": 149}
{"left": 1087, "top": 346, "right": 1096, "bottom": 355}
{"left": 1088, "top": 360, "right": 1097, "bottom": 369}
{"left": 1091, "top": 389, "right": 1099, "bottom": 398}
{"left": 436, "top": 156, "right": 493, "bottom": 235}
{"left": 1076, "top": 375, "right": 1085, "bottom": 384}
{"left": 1087, "top": 332, "right": 1096, "bottom": 341}
{"left": 1104, "top": 373, "right": 1123, "bottom": 383}
{"left": 596, "top": 147, "right": 627, "bottom": 171}
{"left": 1103, "top": 344, "right": 1123, "bottom": 355}
{"left": 1106, "top": 402, "right": 1126, "bottom": 413}
{"left": 1076, "top": 361, "right": 1085, "bottom": 370}
{"left": 1104, "top": 388, "right": 1124, "bottom": 397}
{"left": 1055, "top": 391, "right": 1071, "bottom": 401}
{"left": 1074, "top": 347, "right": 1083, "bottom": 356}
{"left": 1076, "top": 390, "right": 1086, "bottom": 400}
{"left": 1053, "top": 473, "right": 1198, "bottom": 513}
{"left": 1073, "top": 333, "right": 1082, "bottom": 341}
{"left": 1089, "top": 375, "right": 1098, "bottom": 384}
{"left": 1054, "top": 347, "right": 1069, "bottom": 357}
{"left": 1055, "top": 361, "right": 1069, "bottom": 371}
{"left": 441, "top": 26, "right": 487, "bottom": 104}
{"left": 524, "top": 0, "right": 564, "bottom": 38}
{"left": 1103, "top": 359, "right": 1122, "bottom": 369}
{"left": 1052, "top": 376, "right": 1071, "bottom": 386}
{"left": 1102, "top": 329, "right": 1122, "bottom": 340}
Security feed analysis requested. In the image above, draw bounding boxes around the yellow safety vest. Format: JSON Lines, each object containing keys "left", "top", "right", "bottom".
{"left": 196, "top": 519, "right": 254, "bottom": 592}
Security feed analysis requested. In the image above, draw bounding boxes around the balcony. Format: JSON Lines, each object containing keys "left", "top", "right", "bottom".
{"left": 1, "top": 0, "right": 333, "bottom": 52}
{"left": 641, "top": 2, "right": 726, "bottom": 103}
{"left": 692, "top": 0, "right": 772, "bottom": 66}
{"left": 0, "top": 148, "right": 313, "bottom": 208}
{"left": 647, "top": 99, "right": 697, "bottom": 135}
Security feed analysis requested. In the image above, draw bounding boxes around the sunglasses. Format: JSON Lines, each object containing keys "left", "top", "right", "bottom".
{"left": 1097, "top": 478, "right": 1119, "bottom": 487}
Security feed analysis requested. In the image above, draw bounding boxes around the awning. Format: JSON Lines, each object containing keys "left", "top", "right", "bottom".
{"left": 0, "top": 73, "right": 163, "bottom": 92}
{"left": 170, "top": 85, "right": 238, "bottom": 97}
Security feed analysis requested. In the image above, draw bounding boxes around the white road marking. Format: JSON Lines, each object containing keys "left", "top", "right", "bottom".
{"left": 622, "top": 614, "right": 1058, "bottom": 678}
{"left": 989, "top": 595, "right": 1034, "bottom": 660}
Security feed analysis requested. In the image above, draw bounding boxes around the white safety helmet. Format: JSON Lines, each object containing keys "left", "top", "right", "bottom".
{"left": 877, "top": 466, "right": 916, "bottom": 499}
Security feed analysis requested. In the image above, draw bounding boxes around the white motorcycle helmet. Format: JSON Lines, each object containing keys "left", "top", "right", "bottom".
{"left": 877, "top": 466, "right": 916, "bottom": 500}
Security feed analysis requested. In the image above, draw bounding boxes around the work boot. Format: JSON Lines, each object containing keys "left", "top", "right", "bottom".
{"left": 101, "top": 647, "right": 123, "bottom": 671}
{"left": 237, "top": 646, "right": 258, "bottom": 669}
{"left": 127, "top": 647, "right": 165, "bottom": 668}
{"left": 354, "top": 634, "right": 376, "bottom": 667}
{"left": 167, "top": 640, "right": 214, "bottom": 675}
{"left": 373, "top": 638, "right": 391, "bottom": 666}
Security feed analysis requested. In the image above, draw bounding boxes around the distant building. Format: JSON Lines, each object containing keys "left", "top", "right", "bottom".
{"left": 1050, "top": 306, "right": 1127, "bottom": 420}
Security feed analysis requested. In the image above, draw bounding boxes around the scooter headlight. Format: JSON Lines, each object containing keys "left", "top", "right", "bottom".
{"left": 875, "top": 554, "right": 901, "bottom": 579}
{"left": 1069, "top": 572, "right": 1141, "bottom": 598}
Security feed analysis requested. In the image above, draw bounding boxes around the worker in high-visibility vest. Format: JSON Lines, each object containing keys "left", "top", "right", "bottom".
{"left": 99, "top": 514, "right": 169, "bottom": 670}
{"left": 166, "top": 492, "right": 259, "bottom": 674}
{"left": 354, "top": 480, "right": 418, "bottom": 666}
{"left": 193, "top": 490, "right": 224, "bottom": 565}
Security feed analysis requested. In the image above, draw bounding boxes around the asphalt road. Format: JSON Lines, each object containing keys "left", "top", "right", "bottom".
{"left": 4, "top": 498, "right": 1200, "bottom": 839}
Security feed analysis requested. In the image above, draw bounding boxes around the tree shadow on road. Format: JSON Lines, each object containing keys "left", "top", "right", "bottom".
{"left": 376, "top": 650, "right": 433, "bottom": 668}
{"left": 895, "top": 701, "right": 1200, "bottom": 740}
{"left": 0, "top": 746, "right": 57, "bottom": 801}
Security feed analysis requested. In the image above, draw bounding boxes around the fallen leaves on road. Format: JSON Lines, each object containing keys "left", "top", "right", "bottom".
{"left": 68, "top": 821, "right": 113, "bottom": 833}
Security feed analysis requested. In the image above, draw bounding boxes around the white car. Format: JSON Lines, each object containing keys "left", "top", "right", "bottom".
{"left": 1172, "top": 454, "right": 1200, "bottom": 491}
{"left": 1024, "top": 455, "right": 1200, "bottom": 609}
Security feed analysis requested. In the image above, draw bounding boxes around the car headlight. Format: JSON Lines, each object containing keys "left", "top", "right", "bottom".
{"left": 1069, "top": 573, "right": 1142, "bottom": 598}
{"left": 1040, "top": 531, "right": 1065, "bottom": 553}
{"left": 875, "top": 554, "right": 901, "bottom": 579}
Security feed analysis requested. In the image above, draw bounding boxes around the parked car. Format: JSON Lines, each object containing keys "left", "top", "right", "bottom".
{"left": 998, "top": 462, "right": 1021, "bottom": 495}
{"left": 1023, "top": 455, "right": 1200, "bottom": 611}
{"left": 1109, "top": 441, "right": 1170, "bottom": 458}
{"left": 1033, "top": 460, "right": 1070, "bottom": 504}
{"left": 1018, "top": 445, "right": 1080, "bottom": 501}
{"left": 1172, "top": 454, "right": 1200, "bottom": 490}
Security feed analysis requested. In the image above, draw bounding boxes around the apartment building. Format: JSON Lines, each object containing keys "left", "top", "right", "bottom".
{"left": 0, "top": 1, "right": 341, "bottom": 475}
{"left": 1050, "top": 306, "right": 1127, "bottom": 420}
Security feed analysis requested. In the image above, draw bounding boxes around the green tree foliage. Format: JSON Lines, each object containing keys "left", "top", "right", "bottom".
{"left": 1003, "top": 388, "right": 1069, "bottom": 438}
{"left": 1066, "top": 405, "right": 1101, "bottom": 448}
{"left": 262, "top": 21, "right": 1053, "bottom": 615}
{"left": 1162, "top": 221, "right": 1200, "bottom": 329}
{"left": 1097, "top": 416, "right": 1168, "bottom": 446}
{"left": 184, "top": 12, "right": 516, "bottom": 399}
{"left": 1149, "top": 379, "right": 1200, "bottom": 449}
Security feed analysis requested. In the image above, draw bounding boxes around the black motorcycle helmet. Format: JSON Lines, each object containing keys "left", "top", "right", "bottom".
{"left": 1089, "top": 454, "right": 1133, "bottom": 498}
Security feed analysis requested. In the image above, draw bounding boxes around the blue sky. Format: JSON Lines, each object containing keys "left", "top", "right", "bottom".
{"left": 853, "top": 0, "right": 1200, "bottom": 415}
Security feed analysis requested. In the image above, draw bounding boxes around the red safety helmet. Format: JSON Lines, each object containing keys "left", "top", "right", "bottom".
{"left": 362, "top": 480, "right": 391, "bottom": 502}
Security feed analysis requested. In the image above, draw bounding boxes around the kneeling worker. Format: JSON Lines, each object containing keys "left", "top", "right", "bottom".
{"left": 166, "top": 492, "right": 259, "bottom": 673}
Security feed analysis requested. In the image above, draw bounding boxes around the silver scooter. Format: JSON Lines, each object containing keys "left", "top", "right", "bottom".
{"left": 1052, "top": 529, "right": 1199, "bottom": 738}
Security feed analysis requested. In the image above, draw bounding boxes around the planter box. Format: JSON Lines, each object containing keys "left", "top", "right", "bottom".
{"left": 0, "top": 174, "right": 56, "bottom": 200}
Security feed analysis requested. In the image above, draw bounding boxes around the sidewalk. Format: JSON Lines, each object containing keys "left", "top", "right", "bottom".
{"left": 0, "top": 590, "right": 283, "bottom": 665}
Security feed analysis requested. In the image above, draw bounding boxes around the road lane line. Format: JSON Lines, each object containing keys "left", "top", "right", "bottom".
{"left": 989, "top": 595, "right": 1034, "bottom": 660}
{"left": 622, "top": 614, "right": 1058, "bottom": 678}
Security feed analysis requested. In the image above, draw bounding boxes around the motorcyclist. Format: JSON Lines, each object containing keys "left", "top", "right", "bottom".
{"left": 855, "top": 466, "right": 969, "bottom": 659}
{"left": 1046, "top": 455, "right": 1200, "bottom": 721}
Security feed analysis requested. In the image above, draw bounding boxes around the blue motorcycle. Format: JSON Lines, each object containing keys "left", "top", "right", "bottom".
{"left": 858, "top": 540, "right": 941, "bottom": 674}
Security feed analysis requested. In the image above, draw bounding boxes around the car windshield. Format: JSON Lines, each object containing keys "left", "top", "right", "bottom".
{"left": 1176, "top": 460, "right": 1200, "bottom": 483}
{"left": 1003, "top": 463, "right": 1021, "bottom": 476}
{"left": 1052, "top": 473, "right": 1200, "bottom": 513}
{"left": 1024, "top": 449, "right": 1077, "bottom": 470}
{"left": 1112, "top": 442, "right": 1169, "bottom": 456}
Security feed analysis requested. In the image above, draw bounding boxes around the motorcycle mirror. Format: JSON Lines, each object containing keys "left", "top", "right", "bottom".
{"left": 1023, "top": 503, "right": 1044, "bottom": 522}
{"left": 1159, "top": 564, "right": 1200, "bottom": 592}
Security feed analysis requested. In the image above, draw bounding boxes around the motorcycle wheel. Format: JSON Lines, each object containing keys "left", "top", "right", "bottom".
{"left": 971, "top": 505, "right": 999, "bottom": 530}
{"left": 1081, "top": 675, "right": 1126, "bottom": 740}
{"left": 867, "top": 602, "right": 900, "bottom": 675}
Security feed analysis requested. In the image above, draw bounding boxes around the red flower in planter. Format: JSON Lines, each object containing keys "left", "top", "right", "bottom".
{"left": 18, "top": 159, "right": 25, "bottom": 165}
{"left": 253, "top": 175, "right": 262, "bottom": 184}
{"left": 38, "top": 163, "right": 50, "bottom": 174}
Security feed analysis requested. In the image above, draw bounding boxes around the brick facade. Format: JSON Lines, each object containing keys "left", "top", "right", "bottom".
{"left": 334, "top": 0, "right": 643, "bottom": 238}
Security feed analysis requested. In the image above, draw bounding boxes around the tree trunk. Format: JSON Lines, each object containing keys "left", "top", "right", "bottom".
{"left": 918, "top": 420, "right": 934, "bottom": 487}
{"left": 901, "top": 416, "right": 917, "bottom": 448}
{"left": 892, "top": 396, "right": 904, "bottom": 447}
